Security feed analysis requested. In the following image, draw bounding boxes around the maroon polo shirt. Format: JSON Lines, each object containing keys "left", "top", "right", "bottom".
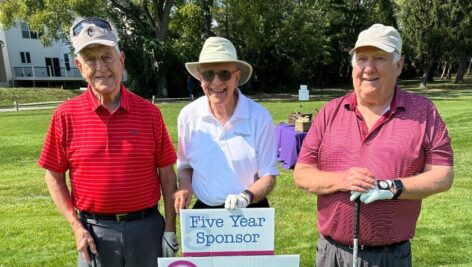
{"left": 38, "top": 85, "right": 176, "bottom": 214}
{"left": 297, "top": 86, "right": 453, "bottom": 246}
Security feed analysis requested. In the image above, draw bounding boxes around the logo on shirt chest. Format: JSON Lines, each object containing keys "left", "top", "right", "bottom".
{"left": 233, "top": 131, "right": 250, "bottom": 138}
{"left": 130, "top": 129, "right": 140, "bottom": 135}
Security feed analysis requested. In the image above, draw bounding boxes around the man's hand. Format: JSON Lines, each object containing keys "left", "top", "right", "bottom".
{"left": 174, "top": 188, "right": 193, "bottom": 213}
{"left": 162, "top": 232, "right": 179, "bottom": 257}
{"left": 350, "top": 180, "right": 394, "bottom": 204}
{"left": 73, "top": 224, "right": 98, "bottom": 264}
{"left": 224, "top": 192, "right": 251, "bottom": 209}
{"left": 341, "top": 167, "right": 377, "bottom": 192}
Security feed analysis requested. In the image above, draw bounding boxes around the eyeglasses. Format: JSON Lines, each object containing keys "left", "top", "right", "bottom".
{"left": 72, "top": 18, "right": 112, "bottom": 36}
{"left": 200, "top": 69, "right": 239, "bottom": 82}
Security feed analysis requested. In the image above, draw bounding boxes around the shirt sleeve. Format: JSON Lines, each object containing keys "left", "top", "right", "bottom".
{"left": 424, "top": 102, "right": 453, "bottom": 166}
{"left": 255, "top": 110, "right": 279, "bottom": 177}
{"left": 176, "top": 109, "right": 191, "bottom": 171}
{"left": 297, "top": 104, "right": 329, "bottom": 166}
{"left": 153, "top": 108, "right": 177, "bottom": 167}
{"left": 37, "top": 111, "right": 68, "bottom": 173}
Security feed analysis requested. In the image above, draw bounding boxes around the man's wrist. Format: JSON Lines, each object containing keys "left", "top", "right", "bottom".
{"left": 242, "top": 190, "right": 255, "bottom": 204}
{"left": 392, "top": 179, "right": 404, "bottom": 199}
{"left": 377, "top": 180, "right": 396, "bottom": 200}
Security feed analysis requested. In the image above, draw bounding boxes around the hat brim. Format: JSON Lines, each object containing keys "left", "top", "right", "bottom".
{"left": 186, "top": 59, "right": 253, "bottom": 86}
{"left": 74, "top": 40, "right": 116, "bottom": 54}
{"left": 349, "top": 42, "right": 396, "bottom": 54}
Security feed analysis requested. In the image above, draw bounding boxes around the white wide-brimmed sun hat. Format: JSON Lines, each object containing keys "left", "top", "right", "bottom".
{"left": 185, "top": 37, "right": 253, "bottom": 86}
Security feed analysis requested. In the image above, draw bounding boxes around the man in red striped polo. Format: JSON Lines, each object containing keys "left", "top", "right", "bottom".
{"left": 38, "top": 17, "right": 178, "bottom": 267}
{"left": 294, "top": 24, "right": 454, "bottom": 267}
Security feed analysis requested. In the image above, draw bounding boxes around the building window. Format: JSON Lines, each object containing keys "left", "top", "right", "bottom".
{"left": 20, "top": 22, "right": 39, "bottom": 39}
{"left": 64, "top": 54, "right": 70, "bottom": 71}
{"left": 20, "top": 52, "right": 31, "bottom": 64}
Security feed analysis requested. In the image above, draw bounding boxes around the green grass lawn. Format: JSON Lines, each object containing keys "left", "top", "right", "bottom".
{"left": 1, "top": 78, "right": 471, "bottom": 266}
{"left": 0, "top": 88, "right": 83, "bottom": 107}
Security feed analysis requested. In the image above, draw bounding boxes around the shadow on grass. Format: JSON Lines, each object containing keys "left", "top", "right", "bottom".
{"left": 253, "top": 75, "right": 472, "bottom": 103}
{"left": 399, "top": 75, "right": 472, "bottom": 99}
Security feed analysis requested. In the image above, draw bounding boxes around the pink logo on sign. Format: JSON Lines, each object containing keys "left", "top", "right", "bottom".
{"left": 168, "top": 260, "right": 198, "bottom": 267}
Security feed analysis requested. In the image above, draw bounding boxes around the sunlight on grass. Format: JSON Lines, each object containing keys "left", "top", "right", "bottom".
{"left": 1, "top": 79, "right": 471, "bottom": 266}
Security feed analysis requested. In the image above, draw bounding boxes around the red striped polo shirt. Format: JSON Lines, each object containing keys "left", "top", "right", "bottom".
{"left": 297, "top": 86, "right": 453, "bottom": 246}
{"left": 38, "top": 85, "right": 177, "bottom": 214}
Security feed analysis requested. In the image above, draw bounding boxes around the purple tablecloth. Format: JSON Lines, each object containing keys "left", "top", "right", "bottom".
{"left": 275, "top": 123, "right": 308, "bottom": 170}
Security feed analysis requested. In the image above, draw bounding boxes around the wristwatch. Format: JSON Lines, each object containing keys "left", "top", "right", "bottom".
{"left": 392, "top": 179, "right": 404, "bottom": 199}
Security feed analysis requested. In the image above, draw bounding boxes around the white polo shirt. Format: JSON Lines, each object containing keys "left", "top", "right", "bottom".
{"left": 177, "top": 91, "right": 279, "bottom": 206}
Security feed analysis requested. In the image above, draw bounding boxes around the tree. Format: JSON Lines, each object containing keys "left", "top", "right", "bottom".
{"left": 0, "top": 0, "right": 176, "bottom": 97}
{"left": 200, "top": 0, "right": 215, "bottom": 39}
{"left": 447, "top": 0, "right": 472, "bottom": 83}
{"left": 107, "top": 0, "right": 176, "bottom": 97}
{"left": 364, "top": 0, "right": 398, "bottom": 27}
{"left": 211, "top": 0, "right": 297, "bottom": 90}
{"left": 399, "top": 0, "right": 446, "bottom": 88}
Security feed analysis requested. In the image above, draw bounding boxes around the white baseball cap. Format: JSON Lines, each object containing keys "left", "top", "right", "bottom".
{"left": 185, "top": 37, "right": 253, "bottom": 86}
{"left": 350, "top": 24, "right": 402, "bottom": 54}
{"left": 70, "top": 17, "right": 118, "bottom": 55}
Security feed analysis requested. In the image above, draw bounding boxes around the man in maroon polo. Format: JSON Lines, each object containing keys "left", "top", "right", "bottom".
{"left": 294, "top": 24, "right": 453, "bottom": 267}
{"left": 38, "top": 17, "right": 178, "bottom": 266}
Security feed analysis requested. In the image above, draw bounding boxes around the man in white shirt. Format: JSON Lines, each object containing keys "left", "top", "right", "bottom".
{"left": 174, "top": 37, "right": 278, "bottom": 211}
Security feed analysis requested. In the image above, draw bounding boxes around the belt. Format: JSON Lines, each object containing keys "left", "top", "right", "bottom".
{"left": 78, "top": 205, "right": 157, "bottom": 222}
{"left": 193, "top": 198, "right": 270, "bottom": 209}
{"left": 324, "top": 236, "right": 409, "bottom": 252}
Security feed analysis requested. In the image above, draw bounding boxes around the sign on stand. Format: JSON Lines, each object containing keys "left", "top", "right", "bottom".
{"left": 158, "top": 255, "right": 299, "bottom": 267}
{"left": 298, "top": 84, "right": 309, "bottom": 101}
{"left": 158, "top": 208, "right": 299, "bottom": 267}
{"left": 181, "top": 208, "right": 274, "bottom": 256}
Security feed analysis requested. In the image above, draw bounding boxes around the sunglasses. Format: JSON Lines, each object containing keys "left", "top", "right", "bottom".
{"left": 72, "top": 18, "right": 112, "bottom": 36}
{"left": 200, "top": 69, "right": 239, "bottom": 82}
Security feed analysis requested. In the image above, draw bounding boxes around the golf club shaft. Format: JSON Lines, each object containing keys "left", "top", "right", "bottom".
{"left": 86, "top": 223, "right": 97, "bottom": 267}
{"left": 353, "top": 198, "right": 360, "bottom": 267}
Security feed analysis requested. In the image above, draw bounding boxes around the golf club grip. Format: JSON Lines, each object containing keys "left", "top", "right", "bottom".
{"left": 354, "top": 198, "right": 360, "bottom": 239}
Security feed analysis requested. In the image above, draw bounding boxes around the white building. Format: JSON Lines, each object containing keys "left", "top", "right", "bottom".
{"left": 0, "top": 21, "right": 84, "bottom": 88}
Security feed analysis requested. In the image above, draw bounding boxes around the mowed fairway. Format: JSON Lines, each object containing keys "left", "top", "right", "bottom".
{"left": 1, "top": 80, "right": 471, "bottom": 266}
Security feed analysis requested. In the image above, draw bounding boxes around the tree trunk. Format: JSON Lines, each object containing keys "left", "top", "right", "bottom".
{"left": 201, "top": 0, "right": 214, "bottom": 39}
{"left": 446, "top": 63, "right": 453, "bottom": 80}
{"left": 440, "top": 61, "right": 447, "bottom": 80}
{"left": 454, "top": 54, "right": 468, "bottom": 83}
{"left": 434, "top": 62, "right": 442, "bottom": 77}
{"left": 157, "top": 71, "right": 168, "bottom": 98}
{"left": 467, "top": 58, "right": 472, "bottom": 75}
{"left": 427, "top": 62, "right": 435, "bottom": 82}
{"left": 420, "top": 65, "right": 430, "bottom": 88}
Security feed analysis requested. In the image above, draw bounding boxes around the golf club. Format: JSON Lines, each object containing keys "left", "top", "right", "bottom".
{"left": 353, "top": 197, "right": 360, "bottom": 267}
{"left": 86, "top": 223, "right": 97, "bottom": 267}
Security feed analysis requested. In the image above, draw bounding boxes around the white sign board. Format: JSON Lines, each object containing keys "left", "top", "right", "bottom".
{"left": 158, "top": 255, "right": 300, "bottom": 267}
{"left": 298, "top": 84, "right": 309, "bottom": 101}
{"left": 180, "top": 208, "right": 274, "bottom": 256}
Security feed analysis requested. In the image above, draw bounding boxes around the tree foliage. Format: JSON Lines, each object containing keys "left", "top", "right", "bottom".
{"left": 1, "top": 0, "right": 471, "bottom": 94}
{"left": 399, "top": 0, "right": 472, "bottom": 87}
{"left": 0, "top": 0, "right": 177, "bottom": 97}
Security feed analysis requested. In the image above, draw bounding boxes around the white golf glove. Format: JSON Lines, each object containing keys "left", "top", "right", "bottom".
{"left": 224, "top": 192, "right": 251, "bottom": 209}
{"left": 350, "top": 180, "right": 394, "bottom": 204}
{"left": 161, "top": 232, "right": 179, "bottom": 257}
